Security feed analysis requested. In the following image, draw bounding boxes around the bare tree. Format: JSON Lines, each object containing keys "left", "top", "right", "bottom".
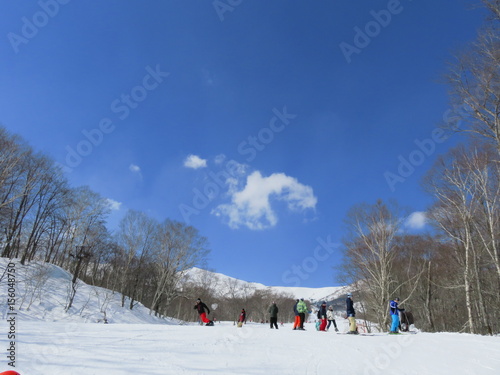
{"left": 423, "top": 143, "right": 497, "bottom": 334}
{"left": 444, "top": 1, "right": 500, "bottom": 153}
{"left": 149, "top": 220, "right": 209, "bottom": 316}
{"left": 114, "top": 210, "right": 156, "bottom": 308}
{"left": 341, "top": 200, "right": 409, "bottom": 331}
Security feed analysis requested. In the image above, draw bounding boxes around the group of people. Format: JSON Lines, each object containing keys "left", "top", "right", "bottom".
{"left": 194, "top": 293, "right": 407, "bottom": 334}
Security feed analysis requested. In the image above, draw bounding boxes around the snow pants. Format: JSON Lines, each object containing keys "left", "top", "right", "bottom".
{"left": 319, "top": 318, "right": 327, "bottom": 331}
{"left": 348, "top": 316, "right": 357, "bottom": 332}
{"left": 199, "top": 312, "right": 210, "bottom": 324}
{"left": 293, "top": 315, "right": 300, "bottom": 329}
{"left": 270, "top": 317, "right": 278, "bottom": 329}
{"left": 391, "top": 314, "right": 400, "bottom": 332}
{"left": 299, "top": 313, "right": 306, "bottom": 329}
{"left": 327, "top": 319, "right": 337, "bottom": 330}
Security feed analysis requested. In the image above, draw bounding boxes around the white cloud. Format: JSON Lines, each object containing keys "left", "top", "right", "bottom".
{"left": 106, "top": 198, "right": 122, "bottom": 211}
{"left": 212, "top": 171, "right": 317, "bottom": 230}
{"left": 184, "top": 154, "right": 207, "bottom": 169}
{"left": 406, "top": 211, "right": 427, "bottom": 229}
{"left": 129, "top": 164, "right": 141, "bottom": 173}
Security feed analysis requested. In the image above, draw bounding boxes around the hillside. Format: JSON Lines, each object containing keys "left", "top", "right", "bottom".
{"left": 0, "top": 258, "right": 175, "bottom": 325}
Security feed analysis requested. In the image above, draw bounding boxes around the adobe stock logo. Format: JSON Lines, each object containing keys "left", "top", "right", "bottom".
{"left": 339, "top": 0, "right": 412, "bottom": 63}
{"left": 7, "top": 0, "right": 71, "bottom": 54}
{"left": 60, "top": 65, "right": 169, "bottom": 172}
{"left": 213, "top": 0, "right": 243, "bottom": 22}
{"left": 281, "top": 236, "right": 338, "bottom": 287}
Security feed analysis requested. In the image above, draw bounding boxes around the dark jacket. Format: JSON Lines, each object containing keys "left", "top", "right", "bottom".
{"left": 194, "top": 301, "right": 210, "bottom": 315}
{"left": 293, "top": 301, "right": 299, "bottom": 316}
{"left": 318, "top": 304, "right": 327, "bottom": 320}
{"left": 346, "top": 297, "right": 355, "bottom": 317}
{"left": 268, "top": 303, "right": 279, "bottom": 318}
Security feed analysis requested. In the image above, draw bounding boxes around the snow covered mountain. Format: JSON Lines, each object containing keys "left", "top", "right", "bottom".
{"left": 183, "top": 267, "right": 349, "bottom": 303}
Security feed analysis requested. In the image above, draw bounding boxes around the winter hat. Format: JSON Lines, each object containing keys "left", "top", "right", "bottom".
{"left": 322, "top": 301, "right": 326, "bottom": 305}
{"left": 394, "top": 297, "right": 400, "bottom": 301}
{"left": 300, "top": 298, "right": 304, "bottom": 301}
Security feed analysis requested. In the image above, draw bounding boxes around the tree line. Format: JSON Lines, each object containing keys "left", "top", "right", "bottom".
{"left": 339, "top": 0, "right": 499, "bottom": 335}
{"left": 0, "top": 128, "right": 210, "bottom": 315}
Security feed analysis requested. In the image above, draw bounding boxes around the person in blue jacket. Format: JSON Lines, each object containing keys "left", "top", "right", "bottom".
{"left": 389, "top": 297, "right": 402, "bottom": 334}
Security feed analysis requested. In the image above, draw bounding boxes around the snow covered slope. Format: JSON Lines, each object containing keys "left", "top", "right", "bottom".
{"left": 0, "top": 258, "right": 176, "bottom": 324}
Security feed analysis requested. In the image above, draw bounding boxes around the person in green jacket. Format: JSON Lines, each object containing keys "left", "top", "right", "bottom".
{"left": 296, "top": 298, "right": 308, "bottom": 330}
{"left": 268, "top": 302, "right": 279, "bottom": 329}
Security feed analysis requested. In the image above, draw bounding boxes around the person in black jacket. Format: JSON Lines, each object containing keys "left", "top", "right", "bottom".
{"left": 268, "top": 302, "right": 279, "bottom": 329}
{"left": 346, "top": 293, "right": 358, "bottom": 334}
{"left": 194, "top": 298, "right": 213, "bottom": 326}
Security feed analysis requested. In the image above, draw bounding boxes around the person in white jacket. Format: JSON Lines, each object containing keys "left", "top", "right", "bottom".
{"left": 326, "top": 305, "right": 339, "bottom": 332}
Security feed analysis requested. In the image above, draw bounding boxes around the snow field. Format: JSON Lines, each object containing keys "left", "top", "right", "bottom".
{"left": 9, "top": 321, "right": 500, "bottom": 375}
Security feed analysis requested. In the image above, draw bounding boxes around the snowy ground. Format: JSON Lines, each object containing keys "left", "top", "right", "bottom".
{"left": 10, "top": 321, "right": 500, "bottom": 375}
{"left": 1, "top": 259, "right": 499, "bottom": 374}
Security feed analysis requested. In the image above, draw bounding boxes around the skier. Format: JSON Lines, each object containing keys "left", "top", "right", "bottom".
{"left": 318, "top": 301, "right": 328, "bottom": 331}
{"left": 389, "top": 297, "right": 402, "bottom": 334}
{"left": 194, "top": 298, "right": 213, "bottom": 326}
{"left": 296, "top": 298, "right": 308, "bottom": 330}
{"left": 326, "top": 305, "right": 339, "bottom": 332}
{"left": 268, "top": 301, "right": 279, "bottom": 329}
{"left": 346, "top": 293, "right": 358, "bottom": 334}
{"left": 292, "top": 299, "right": 300, "bottom": 330}
{"left": 238, "top": 308, "right": 246, "bottom": 327}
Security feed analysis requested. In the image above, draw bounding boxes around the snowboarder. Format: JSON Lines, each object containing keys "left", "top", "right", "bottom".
{"left": 318, "top": 301, "right": 328, "bottom": 331}
{"left": 389, "top": 297, "right": 402, "bottom": 334}
{"left": 237, "top": 308, "right": 246, "bottom": 327}
{"left": 268, "top": 301, "right": 279, "bottom": 329}
{"left": 346, "top": 293, "right": 358, "bottom": 334}
{"left": 296, "top": 298, "right": 308, "bottom": 330}
{"left": 194, "top": 298, "right": 213, "bottom": 326}
{"left": 327, "top": 305, "right": 339, "bottom": 332}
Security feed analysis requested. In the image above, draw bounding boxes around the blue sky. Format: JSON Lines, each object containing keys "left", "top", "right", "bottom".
{"left": 1, "top": 0, "right": 486, "bottom": 287}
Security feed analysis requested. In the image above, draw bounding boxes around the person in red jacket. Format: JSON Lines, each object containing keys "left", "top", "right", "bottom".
{"left": 238, "top": 308, "right": 246, "bottom": 327}
{"left": 194, "top": 298, "right": 213, "bottom": 326}
{"left": 318, "top": 301, "right": 328, "bottom": 331}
